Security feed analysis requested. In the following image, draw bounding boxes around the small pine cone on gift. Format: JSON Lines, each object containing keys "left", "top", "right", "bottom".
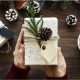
{"left": 38, "top": 28, "right": 52, "bottom": 41}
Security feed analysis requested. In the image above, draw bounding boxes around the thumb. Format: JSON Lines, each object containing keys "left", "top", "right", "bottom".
{"left": 57, "top": 47, "right": 63, "bottom": 57}
{"left": 58, "top": 47, "right": 61, "bottom": 53}
{"left": 20, "top": 44, "right": 24, "bottom": 50}
{"left": 19, "top": 44, "right": 24, "bottom": 54}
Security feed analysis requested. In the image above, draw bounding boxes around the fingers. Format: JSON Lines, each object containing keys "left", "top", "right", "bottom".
{"left": 57, "top": 47, "right": 63, "bottom": 60}
{"left": 57, "top": 47, "right": 66, "bottom": 68}
{"left": 14, "top": 44, "right": 25, "bottom": 69}
{"left": 19, "top": 44, "right": 25, "bottom": 63}
{"left": 57, "top": 47, "right": 63, "bottom": 56}
{"left": 19, "top": 44, "right": 24, "bottom": 55}
{"left": 13, "top": 29, "right": 26, "bottom": 69}
{"left": 15, "top": 29, "right": 24, "bottom": 49}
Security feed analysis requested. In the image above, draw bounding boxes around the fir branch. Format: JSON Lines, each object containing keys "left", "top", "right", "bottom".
{"left": 36, "top": 16, "right": 43, "bottom": 26}
{"left": 25, "top": 1, "right": 44, "bottom": 47}
{"left": 25, "top": 27, "right": 37, "bottom": 36}
{"left": 41, "top": 17, "right": 43, "bottom": 29}
{"left": 27, "top": 2, "right": 35, "bottom": 17}
{"left": 52, "top": 1, "right": 68, "bottom": 10}
{"left": 36, "top": 16, "right": 43, "bottom": 30}
{"left": 30, "top": 18, "right": 38, "bottom": 33}
{"left": 25, "top": 20, "right": 37, "bottom": 34}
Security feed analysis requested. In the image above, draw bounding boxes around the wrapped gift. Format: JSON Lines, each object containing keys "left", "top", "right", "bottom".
{"left": 23, "top": 17, "right": 59, "bottom": 65}
{"left": 0, "top": 20, "right": 8, "bottom": 47}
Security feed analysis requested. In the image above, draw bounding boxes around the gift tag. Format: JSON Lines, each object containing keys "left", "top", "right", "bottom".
{"left": 41, "top": 40, "right": 58, "bottom": 63}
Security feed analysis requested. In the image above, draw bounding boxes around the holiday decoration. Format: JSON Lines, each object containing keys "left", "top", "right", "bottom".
{"left": 26, "top": 1, "right": 41, "bottom": 14}
{"left": 24, "top": 3, "right": 43, "bottom": 47}
{"left": 0, "top": 1, "right": 10, "bottom": 11}
{"left": 25, "top": 17, "right": 43, "bottom": 47}
{"left": 78, "top": 35, "right": 80, "bottom": 50}
{"left": 0, "top": 21, "right": 8, "bottom": 47}
{"left": 38, "top": 28, "right": 52, "bottom": 41}
{"left": 23, "top": 17, "right": 58, "bottom": 65}
{"left": 66, "top": 15, "right": 77, "bottom": 26}
{"left": 74, "top": 0, "right": 80, "bottom": 3}
{"left": 51, "top": 1, "right": 68, "bottom": 10}
{"left": 5, "top": 9, "right": 18, "bottom": 22}
{"left": 22, "top": 3, "right": 59, "bottom": 65}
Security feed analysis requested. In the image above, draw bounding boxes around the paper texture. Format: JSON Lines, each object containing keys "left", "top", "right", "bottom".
{"left": 23, "top": 17, "right": 58, "bottom": 65}
{"left": 41, "top": 40, "right": 58, "bottom": 63}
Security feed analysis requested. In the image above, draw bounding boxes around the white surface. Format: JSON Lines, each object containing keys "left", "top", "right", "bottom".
{"left": 23, "top": 17, "right": 58, "bottom": 65}
{"left": 78, "top": 35, "right": 80, "bottom": 50}
{"left": 0, "top": 35, "right": 8, "bottom": 47}
{"left": 0, "top": 20, "right": 8, "bottom": 47}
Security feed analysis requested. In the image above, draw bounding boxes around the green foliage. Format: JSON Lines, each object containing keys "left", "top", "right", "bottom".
{"left": 25, "top": 16, "right": 43, "bottom": 37}
{"left": 26, "top": 2, "right": 35, "bottom": 17}
{"left": 52, "top": 0, "right": 68, "bottom": 9}
{"left": 25, "top": 2, "right": 43, "bottom": 37}
{"left": 25, "top": 2, "right": 43, "bottom": 47}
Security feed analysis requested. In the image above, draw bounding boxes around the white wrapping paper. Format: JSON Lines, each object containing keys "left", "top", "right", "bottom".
{"left": 23, "top": 17, "right": 58, "bottom": 65}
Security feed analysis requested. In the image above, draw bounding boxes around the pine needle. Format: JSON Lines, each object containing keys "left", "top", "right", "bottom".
{"left": 27, "top": 2, "right": 35, "bottom": 17}
{"left": 30, "top": 17, "right": 37, "bottom": 32}
{"left": 25, "top": 20, "right": 37, "bottom": 34}
{"left": 41, "top": 17, "right": 43, "bottom": 29}
{"left": 36, "top": 16, "right": 43, "bottom": 26}
{"left": 25, "top": 1, "right": 44, "bottom": 47}
{"left": 36, "top": 16, "right": 43, "bottom": 30}
{"left": 25, "top": 27, "right": 37, "bottom": 36}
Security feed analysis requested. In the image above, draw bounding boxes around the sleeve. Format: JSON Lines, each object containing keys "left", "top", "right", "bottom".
{"left": 47, "top": 73, "right": 68, "bottom": 80}
{"left": 7, "top": 64, "right": 30, "bottom": 79}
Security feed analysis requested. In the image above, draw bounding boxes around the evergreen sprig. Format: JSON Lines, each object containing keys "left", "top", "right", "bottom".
{"left": 52, "top": 1, "right": 68, "bottom": 10}
{"left": 25, "top": 2, "right": 43, "bottom": 47}
{"left": 25, "top": 16, "right": 43, "bottom": 37}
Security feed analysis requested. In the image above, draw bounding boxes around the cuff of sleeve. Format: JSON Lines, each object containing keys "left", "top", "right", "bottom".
{"left": 46, "top": 73, "right": 68, "bottom": 80}
{"left": 12, "top": 64, "right": 30, "bottom": 72}
{"left": 7, "top": 64, "right": 30, "bottom": 79}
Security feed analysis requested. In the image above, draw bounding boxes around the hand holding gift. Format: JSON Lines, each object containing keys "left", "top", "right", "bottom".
{"left": 13, "top": 29, "right": 27, "bottom": 69}
{"left": 13, "top": 30, "right": 66, "bottom": 77}
{"left": 44, "top": 47, "right": 67, "bottom": 78}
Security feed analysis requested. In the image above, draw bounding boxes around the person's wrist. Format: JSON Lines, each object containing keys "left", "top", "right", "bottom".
{"left": 13, "top": 50, "right": 27, "bottom": 69}
{"left": 45, "top": 66, "right": 66, "bottom": 78}
{"left": 14, "top": 59, "right": 26, "bottom": 69}
{"left": 54, "top": 66, "right": 67, "bottom": 78}
{"left": 14, "top": 62, "right": 28, "bottom": 70}
{"left": 44, "top": 66, "right": 55, "bottom": 78}
{"left": 12, "top": 63, "right": 30, "bottom": 73}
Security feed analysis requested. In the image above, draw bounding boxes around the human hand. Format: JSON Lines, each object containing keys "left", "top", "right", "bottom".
{"left": 13, "top": 29, "right": 26, "bottom": 69}
{"left": 44, "top": 48, "right": 67, "bottom": 78}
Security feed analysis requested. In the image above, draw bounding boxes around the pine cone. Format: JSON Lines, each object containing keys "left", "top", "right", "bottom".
{"left": 38, "top": 28, "right": 52, "bottom": 41}
{"left": 27, "top": 1, "right": 40, "bottom": 14}
{"left": 5, "top": 9, "right": 18, "bottom": 22}
{"left": 66, "top": 15, "right": 77, "bottom": 26}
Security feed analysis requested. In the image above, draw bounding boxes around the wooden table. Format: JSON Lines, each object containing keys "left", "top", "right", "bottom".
{"left": 0, "top": 1, "right": 80, "bottom": 79}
